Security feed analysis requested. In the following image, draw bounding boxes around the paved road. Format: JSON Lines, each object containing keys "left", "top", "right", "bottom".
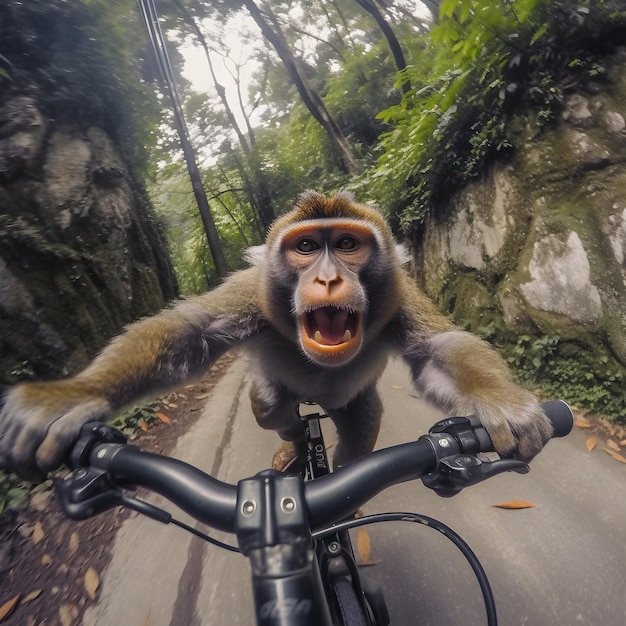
{"left": 83, "top": 355, "right": 626, "bottom": 626}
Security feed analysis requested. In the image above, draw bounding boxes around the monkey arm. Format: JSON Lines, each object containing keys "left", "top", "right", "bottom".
{"left": 0, "top": 268, "right": 265, "bottom": 480}
{"left": 398, "top": 278, "right": 553, "bottom": 463}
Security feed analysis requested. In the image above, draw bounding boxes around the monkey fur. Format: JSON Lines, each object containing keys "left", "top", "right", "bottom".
{"left": 0, "top": 191, "right": 552, "bottom": 480}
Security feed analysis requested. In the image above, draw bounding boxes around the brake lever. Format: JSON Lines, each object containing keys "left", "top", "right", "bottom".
{"left": 421, "top": 415, "right": 529, "bottom": 497}
{"left": 55, "top": 467, "right": 123, "bottom": 519}
{"left": 54, "top": 422, "right": 129, "bottom": 519}
{"left": 422, "top": 454, "right": 529, "bottom": 497}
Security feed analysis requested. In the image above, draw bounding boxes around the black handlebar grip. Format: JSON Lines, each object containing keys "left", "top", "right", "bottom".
{"left": 539, "top": 400, "right": 574, "bottom": 438}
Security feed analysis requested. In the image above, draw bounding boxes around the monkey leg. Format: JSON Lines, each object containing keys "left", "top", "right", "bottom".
{"left": 249, "top": 379, "right": 307, "bottom": 471}
{"left": 328, "top": 384, "right": 383, "bottom": 468}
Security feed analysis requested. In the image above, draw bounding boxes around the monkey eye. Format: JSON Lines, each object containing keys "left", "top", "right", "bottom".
{"left": 335, "top": 236, "right": 358, "bottom": 251}
{"left": 295, "top": 238, "right": 321, "bottom": 253}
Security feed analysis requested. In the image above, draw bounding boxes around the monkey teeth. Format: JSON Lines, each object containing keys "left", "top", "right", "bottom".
{"left": 303, "top": 306, "right": 359, "bottom": 349}
{"left": 313, "top": 329, "right": 352, "bottom": 344}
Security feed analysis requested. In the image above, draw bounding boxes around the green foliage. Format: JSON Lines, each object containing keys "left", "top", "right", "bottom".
{"left": 151, "top": 156, "right": 266, "bottom": 293}
{"left": 503, "top": 335, "right": 626, "bottom": 421}
{"left": 111, "top": 401, "right": 159, "bottom": 437}
{"left": 0, "top": 470, "right": 30, "bottom": 517}
{"left": 0, "top": 0, "right": 163, "bottom": 170}
{"left": 364, "top": 0, "right": 626, "bottom": 232}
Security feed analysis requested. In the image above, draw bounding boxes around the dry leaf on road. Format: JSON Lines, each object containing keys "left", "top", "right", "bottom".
{"left": 32, "top": 521, "right": 44, "bottom": 545}
{"left": 493, "top": 500, "right": 535, "bottom": 509}
{"left": 357, "top": 528, "right": 371, "bottom": 564}
{"left": 602, "top": 447, "right": 626, "bottom": 464}
{"left": 0, "top": 595, "right": 20, "bottom": 622}
{"left": 574, "top": 416, "right": 592, "bottom": 428}
{"left": 85, "top": 567, "right": 100, "bottom": 600}
{"left": 156, "top": 412, "right": 171, "bottom": 424}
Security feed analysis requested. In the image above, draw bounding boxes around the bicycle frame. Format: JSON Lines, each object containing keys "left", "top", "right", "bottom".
{"left": 298, "top": 404, "right": 389, "bottom": 625}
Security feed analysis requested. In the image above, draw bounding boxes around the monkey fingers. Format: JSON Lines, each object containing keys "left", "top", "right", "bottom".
{"left": 479, "top": 401, "right": 553, "bottom": 463}
{"left": 0, "top": 386, "right": 111, "bottom": 481}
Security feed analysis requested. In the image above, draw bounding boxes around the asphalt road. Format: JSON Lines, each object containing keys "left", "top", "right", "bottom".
{"left": 83, "top": 355, "right": 626, "bottom": 626}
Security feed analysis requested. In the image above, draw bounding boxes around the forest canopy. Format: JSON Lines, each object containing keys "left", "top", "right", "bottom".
{"left": 43, "top": 0, "right": 620, "bottom": 292}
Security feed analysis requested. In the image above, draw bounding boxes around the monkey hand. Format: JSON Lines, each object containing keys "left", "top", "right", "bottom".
{"left": 473, "top": 394, "right": 554, "bottom": 463}
{"left": 0, "top": 381, "right": 111, "bottom": 481}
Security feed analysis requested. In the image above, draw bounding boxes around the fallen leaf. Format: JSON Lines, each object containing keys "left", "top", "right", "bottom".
{"left": 140, "top": 420, "right": 149, "bottom": 432}
{"left": 607, "top": 439, "right": 621, "bottom": 451}
{"left": 574, "top": 416, "right": 592, "bottom": 429}
{"left": 142, "top": 608, "right": 152, "bottom": 626}
{"left": 357, "top": 528, "right": 371, "bottom": 564}
{"left": 620, "top": 439, "right": 626, "bottom": 446}
{"left": 85, "top": 567, "right": 100, "bottom": 600}
{"left": 194, "top": 393, "right": 210, "bottom": 400}
{"left": 0, "top": 595, "right": 20, "bottom": 621}
{"left": 30, "top": 490, "right": 51, "bottom": 512}
{"left": 23, "top": 590, "right": 42, "bottom": 604}
{"left": 155, "top": 412, "right": 171, "bottom": 424}
{"left": 68, "top": 532, "right": 80, "bottom": 557}
{"left": 41, "top": 554, "right": 52, "bottom": 567}
{"left": 602, "top": 447, "right": 626, "bottom": 464}
{"left": 32, "top": 521, "right": 45, "bottom": 545}
{"left": 59, "top": 603, "right": 79, "bottom": 626}
{"left": 585, "top": 436, "right": 597, "bottom": 451}
{"left": 493, "top": 500, "right": 535, "bottom": 509}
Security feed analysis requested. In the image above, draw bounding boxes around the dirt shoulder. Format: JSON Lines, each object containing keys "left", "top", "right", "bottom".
{"left": 0, "top": 353, "right": 235, "bottom": 626}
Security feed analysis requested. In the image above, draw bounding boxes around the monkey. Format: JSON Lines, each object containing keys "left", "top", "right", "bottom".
{"left": 0, "top": 191, "right": 552, "bottom": 481}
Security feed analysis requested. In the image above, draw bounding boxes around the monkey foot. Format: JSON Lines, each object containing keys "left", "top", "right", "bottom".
{"left": 271, "top": 441, "right": 306, "bottom": 473}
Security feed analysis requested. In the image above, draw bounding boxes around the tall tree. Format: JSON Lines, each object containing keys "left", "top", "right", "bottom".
{"left": 242, "top": 0, "right": 364, "bottom": 175}
{"left": 138, "top": 0, "right": 229, "bottom": 277}
{"left": 353, "top": 0, "right": 411, "bottom": 92}
{"left": 169, "top": 0, "right": 276, "bottom": 230}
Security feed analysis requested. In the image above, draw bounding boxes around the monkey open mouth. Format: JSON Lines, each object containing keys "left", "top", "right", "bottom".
{"left": 301, "top": 306, "right": 361, "bottom": 349}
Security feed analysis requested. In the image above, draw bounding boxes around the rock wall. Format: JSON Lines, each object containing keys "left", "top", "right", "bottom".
{"left": 416, "top": 49, "right": 626, "bottom": 416}
{"left": 0, "top": 99, "right": 178, "bottom": 383}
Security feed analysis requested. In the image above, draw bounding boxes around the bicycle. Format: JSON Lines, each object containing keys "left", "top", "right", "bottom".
{"left": 54, "top": 400, "right": 573, "bottom": 626}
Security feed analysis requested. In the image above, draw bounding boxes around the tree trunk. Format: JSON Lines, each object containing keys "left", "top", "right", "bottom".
{"left": 171, "top": 0, "right": 276, "bottom": 230}
{"left": 138, "top": 0, "right": 229, "bottom": 278}
{"left": 243, "top": 0, "right": 363, "bottom": 175}
{"left": 354, "top": 0, "right": 410, "bottom": 93}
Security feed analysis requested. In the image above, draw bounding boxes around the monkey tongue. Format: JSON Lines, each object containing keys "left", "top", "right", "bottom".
{"left": 310, "top": 307, "right": 352, "bottom": 345}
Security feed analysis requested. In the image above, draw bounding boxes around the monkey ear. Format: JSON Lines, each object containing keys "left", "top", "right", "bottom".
{"left": 245, "top": 245, "right": 267, "bottom": 266}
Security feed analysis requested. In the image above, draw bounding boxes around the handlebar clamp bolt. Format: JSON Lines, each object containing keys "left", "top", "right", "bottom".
{"left": 281, "top": 497, "right": 296, "bottom": 514}
{"left": 328, "top": 541, "right": 341, "bottom": 555}
{"left": 242, "top": 500, "right": 257, "bottom": 517}
{"left": 438, "top": 438, "right": 451, "bottom": 448}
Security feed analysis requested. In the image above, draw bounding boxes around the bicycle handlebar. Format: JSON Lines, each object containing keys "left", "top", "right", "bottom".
{"left": 56, "top": 401, "right": 573, "bottom": 533}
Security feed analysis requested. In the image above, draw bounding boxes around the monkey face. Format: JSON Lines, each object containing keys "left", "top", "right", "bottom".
{"left": 280, "top": 219, "right": 375, "bottom": 366}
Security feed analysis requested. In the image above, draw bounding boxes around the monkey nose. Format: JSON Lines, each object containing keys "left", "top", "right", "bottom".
{"left": 314, "top": 274, "right": 342, "bottom": 292}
